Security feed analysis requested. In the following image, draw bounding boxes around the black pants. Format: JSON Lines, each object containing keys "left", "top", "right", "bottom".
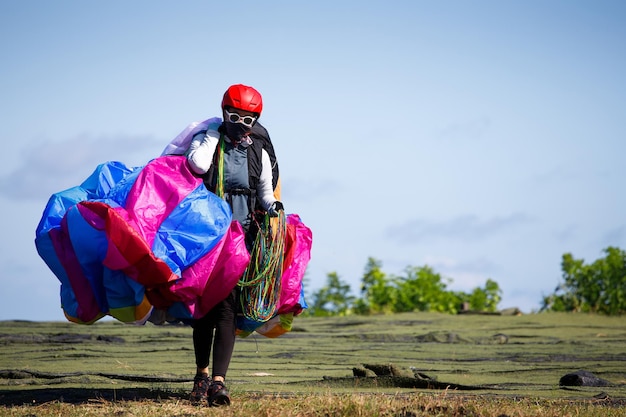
{"left": 191, "top": 288, "right": 238, "bottom": 378}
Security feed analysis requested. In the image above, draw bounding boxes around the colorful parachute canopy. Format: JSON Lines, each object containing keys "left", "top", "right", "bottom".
{"left": 35, "top": 153, "right": 312, "bottom": 336}
{"left": 35, "top": 156, "right": 248, "bottom": 324}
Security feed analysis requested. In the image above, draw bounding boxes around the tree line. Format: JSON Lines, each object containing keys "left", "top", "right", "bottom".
{"left": 305, "top": 247, "right": 626, "bottom": 316}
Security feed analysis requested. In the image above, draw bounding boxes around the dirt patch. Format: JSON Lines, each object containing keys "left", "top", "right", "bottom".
{"left": 0, "top": 387, "right": 184, "bottom": 406}
{"left": 560, "top": 370, "right": 613, "bottom": 387}
{"left": 0, "top": 333, "right": 125, "bottom": 344}
{"left": 0, "top": 369, "right": 189, "bottom": 384}
{"left": 320, "top": 364, "right": 487, "bottom": 391}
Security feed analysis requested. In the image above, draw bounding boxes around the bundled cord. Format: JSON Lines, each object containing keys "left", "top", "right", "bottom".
{"left": 215, "top": 135, "right": 225, "bottom": 198}
{"left": 239, "top": 211, "right": 286, "bottom": 322}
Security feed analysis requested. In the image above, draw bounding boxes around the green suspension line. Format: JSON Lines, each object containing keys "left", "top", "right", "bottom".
{"left": 239, "top": 211, "right": 287, "bottom": 322}
{"left": 216, "top": 134, "right": 225, "bottom": 198}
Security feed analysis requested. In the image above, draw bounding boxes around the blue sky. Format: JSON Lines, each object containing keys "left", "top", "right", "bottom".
{"left": 1, "top": 1, "right": 624, "bottom": 321}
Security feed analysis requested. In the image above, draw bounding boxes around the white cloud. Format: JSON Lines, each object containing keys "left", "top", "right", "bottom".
{"left": 386, "top": 213, "right": 533, "bottom": 244}
{"left": 0, "top": 134, "right": 161, "bottom": 200}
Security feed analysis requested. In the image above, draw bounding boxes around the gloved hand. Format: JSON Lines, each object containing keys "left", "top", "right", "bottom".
{"left": 268, "top": 201, "right": 284, "bottom": 217}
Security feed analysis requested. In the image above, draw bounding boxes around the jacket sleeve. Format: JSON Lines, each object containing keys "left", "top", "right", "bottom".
{"left": 256, "top": 149, "right": 277, "bottom": 210}
{"left": 186, "top": 130, "right": 219, "bottom": 175}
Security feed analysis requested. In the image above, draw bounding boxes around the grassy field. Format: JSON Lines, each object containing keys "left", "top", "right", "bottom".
{"left": 1, "top": 311, "right": 625, "bottom": 416}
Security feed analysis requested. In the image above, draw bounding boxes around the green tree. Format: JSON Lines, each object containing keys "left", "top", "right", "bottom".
{"left": 542, "top": 247, "right": 626, "bottom": 315}
{"left": 357, "top": 258, "right": 395, "bottom": 314}
{"left": 466, "top": 279, "right": 502, "bottom": 312}
{"left": 392, "top": 266, "right": 462, "bottom": 313}
{"left": 310, "top": 272, "right": 355, "bottom": 316}
{"left": 307, "top": 259, "right": 504, "bottom": 317}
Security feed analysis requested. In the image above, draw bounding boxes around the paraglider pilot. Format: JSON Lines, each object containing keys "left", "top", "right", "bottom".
{"left": 185, "top": 84, "right": 283, "bottom": 406}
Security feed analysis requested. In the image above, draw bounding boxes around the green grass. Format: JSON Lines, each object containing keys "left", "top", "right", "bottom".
{"left": 1, "top": 311, "right": 625, "bottom": 416}
{"left": 3, "top": 394, "right": 626, "bottom": 417}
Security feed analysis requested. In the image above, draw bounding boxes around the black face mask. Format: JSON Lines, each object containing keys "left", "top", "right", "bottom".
{"left": 224, "top": 122, "right": 252, "bottom": 144}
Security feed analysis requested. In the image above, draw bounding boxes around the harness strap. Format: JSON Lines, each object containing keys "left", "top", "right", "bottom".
{"left": 224, "top": 187, "right": 257, "bottom": 219}
{"left": 228, "top": 188, "right": 253, "bottom": 195}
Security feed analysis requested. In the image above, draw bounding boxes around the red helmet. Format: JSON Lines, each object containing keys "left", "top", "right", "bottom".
{"left": 221, "top": 84, "right": 263, "bottom": 115}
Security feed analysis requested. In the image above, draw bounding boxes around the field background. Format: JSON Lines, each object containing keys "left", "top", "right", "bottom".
{"left": 1, "top": 312, "right": 625, "bottom": 414}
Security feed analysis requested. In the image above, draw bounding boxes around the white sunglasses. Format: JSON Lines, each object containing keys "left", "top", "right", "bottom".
{"left": 224, "top": 110, "right": 257, "bottom": 128}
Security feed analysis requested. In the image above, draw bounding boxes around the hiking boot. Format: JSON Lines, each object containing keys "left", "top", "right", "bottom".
{"left": 208, "top": 380, "right": 231, "bottom": 406}
{"left": 190, "top": 374, "right": 210, "bottom": 404}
